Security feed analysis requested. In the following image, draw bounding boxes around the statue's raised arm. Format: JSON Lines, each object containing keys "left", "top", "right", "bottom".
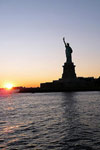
{"left": 63, "top": 37, "right": 67, "bottom": 47}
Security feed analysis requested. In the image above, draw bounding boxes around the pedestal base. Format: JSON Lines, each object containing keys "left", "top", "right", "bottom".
{"left": 62, "top": 62, "right": 76, "bottom": 79}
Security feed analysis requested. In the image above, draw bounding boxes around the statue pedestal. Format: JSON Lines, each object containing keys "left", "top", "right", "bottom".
{"left": 62, "top": 62, "right": 76, "bottom": 80}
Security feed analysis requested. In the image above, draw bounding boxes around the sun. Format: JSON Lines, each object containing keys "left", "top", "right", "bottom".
{"left": 4, "top": 83, "right": 13, "bottom": 90}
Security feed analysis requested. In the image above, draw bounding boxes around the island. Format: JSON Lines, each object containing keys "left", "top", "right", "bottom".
{"left": 14, "top": 38, "right": 100, "bottom": 93}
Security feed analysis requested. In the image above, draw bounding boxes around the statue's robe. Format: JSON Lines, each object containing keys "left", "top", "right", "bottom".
{"left": 65, "top": 46, "right": 73, "bottom": 63}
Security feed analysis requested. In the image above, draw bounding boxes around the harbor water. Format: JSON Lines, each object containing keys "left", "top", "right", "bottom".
{"left": 0, "top": 92, "right": 100, "bottom": 150}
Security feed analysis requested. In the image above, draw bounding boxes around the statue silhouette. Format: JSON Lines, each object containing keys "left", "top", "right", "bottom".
{"left": 63, "top": 37, "right": 73, "bottom": 63}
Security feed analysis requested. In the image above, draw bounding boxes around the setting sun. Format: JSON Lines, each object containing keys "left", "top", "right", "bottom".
{"left": 4, "top": 83, "right": 13, "bottom": 90}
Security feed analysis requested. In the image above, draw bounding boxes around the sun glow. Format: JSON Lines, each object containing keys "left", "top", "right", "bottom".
{"left": 4, "top": 83, "right": 13, "bottom": 90}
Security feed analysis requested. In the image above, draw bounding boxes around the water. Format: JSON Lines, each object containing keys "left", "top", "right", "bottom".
{"left": 0, "top": 92, "right": 100, "bottom": 150}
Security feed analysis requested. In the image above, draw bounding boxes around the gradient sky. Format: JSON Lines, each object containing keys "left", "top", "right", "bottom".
{"left": 0, "top": 0, "right": 100, "bottom": 88}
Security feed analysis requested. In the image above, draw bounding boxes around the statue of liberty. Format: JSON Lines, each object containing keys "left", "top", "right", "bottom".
{"left": 63, "top": 37, "right": 73, "bottom": 63}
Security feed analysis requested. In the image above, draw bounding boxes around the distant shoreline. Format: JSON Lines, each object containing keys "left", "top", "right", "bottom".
{"left": 1, "top": 77, "right": 100, "bottom": 93}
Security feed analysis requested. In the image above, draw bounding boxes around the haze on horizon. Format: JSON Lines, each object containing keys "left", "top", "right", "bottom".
{"left": 0, "top": 0, "right": 100, "bottom": 88}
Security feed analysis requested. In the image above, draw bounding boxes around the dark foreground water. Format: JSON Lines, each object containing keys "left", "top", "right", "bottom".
{"left": 0, "top": 92, "right": 100, "bottom": 150}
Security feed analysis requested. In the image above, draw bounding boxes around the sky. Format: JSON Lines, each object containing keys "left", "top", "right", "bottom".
{"left": 0, "top": 0, "right": 100, "bottom": 88}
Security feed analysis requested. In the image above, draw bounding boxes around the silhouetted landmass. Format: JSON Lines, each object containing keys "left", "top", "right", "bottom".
{"left": 13, "top": 77, "right": 100, "bottom": 93}
{"left": 40, "top": 77, "right": 100, "bottom": 92}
